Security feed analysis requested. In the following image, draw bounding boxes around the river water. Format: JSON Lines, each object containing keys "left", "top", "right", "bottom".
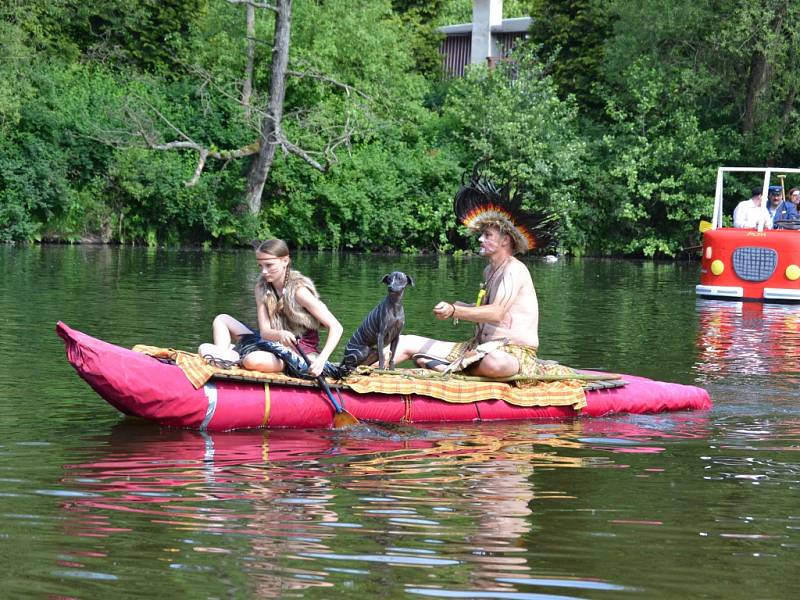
{"left": 0, "top": 245, "right": 798, "bottom": 599}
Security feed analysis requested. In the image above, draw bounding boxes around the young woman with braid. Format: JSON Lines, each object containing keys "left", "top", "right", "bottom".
{"left": 199, "top": 239, "right": 343, "bottom": 377}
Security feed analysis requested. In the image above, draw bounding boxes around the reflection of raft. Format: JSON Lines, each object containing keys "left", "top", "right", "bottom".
{"left": 58, "top": 322, "right": 712, "bottom": 431}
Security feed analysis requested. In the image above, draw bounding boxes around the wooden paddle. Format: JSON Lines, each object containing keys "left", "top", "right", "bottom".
{"left": 293, "top": 343, "right": 359, "bottom": 428}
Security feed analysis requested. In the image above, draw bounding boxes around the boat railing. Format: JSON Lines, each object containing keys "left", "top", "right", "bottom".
{"left": 711, "top": 167, "right": 800, "bottom": 231}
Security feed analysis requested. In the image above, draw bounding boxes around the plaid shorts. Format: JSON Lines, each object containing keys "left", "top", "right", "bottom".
{"left": 446, "top": 340, "right": 538, "bottom": 377}
{"left": 501, "top": 344, "right": 539, "bottom": 377}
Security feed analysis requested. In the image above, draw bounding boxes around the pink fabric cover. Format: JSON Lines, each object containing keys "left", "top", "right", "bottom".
{"left": 58, "top": 322, "right": 712, "bottom": 431}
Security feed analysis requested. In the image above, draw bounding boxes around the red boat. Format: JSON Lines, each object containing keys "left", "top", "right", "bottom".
{"left": 57, "top": 322, "right": 711, "bottom": 431}
{"left": 697, "top": 167, "right": 800, "bottom": 302}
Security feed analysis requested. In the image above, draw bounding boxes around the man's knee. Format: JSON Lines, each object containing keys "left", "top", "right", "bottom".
{"left": 472, "top": 351, "right": 518, "bottom": 378}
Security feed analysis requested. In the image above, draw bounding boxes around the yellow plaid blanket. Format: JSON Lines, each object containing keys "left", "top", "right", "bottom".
{"left": 132, "top": 345, "right": 587, "bottom": 411}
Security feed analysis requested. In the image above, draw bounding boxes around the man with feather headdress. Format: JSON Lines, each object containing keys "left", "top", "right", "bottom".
{"left": 392, "top": 161, "right": 557, "bottom": 379}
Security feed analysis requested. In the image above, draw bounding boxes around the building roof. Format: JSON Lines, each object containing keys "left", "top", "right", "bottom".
{"left": 438, "top": 16, "right": 532, "bottom": 36}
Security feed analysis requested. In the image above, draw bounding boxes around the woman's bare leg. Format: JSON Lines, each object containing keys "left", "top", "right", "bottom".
{"left": 198, "top": 314, "right": 252, "bottom": 361}
{"left": 212, "top": 314, "right": 252, "bottom": 346}
{"left": 241, "top": 350, "right": 284, "bottom": 373}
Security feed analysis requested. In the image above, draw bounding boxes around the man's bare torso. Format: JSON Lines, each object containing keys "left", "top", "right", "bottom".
{"left": 478, "top": 257, "right": 539, "bottom": 347}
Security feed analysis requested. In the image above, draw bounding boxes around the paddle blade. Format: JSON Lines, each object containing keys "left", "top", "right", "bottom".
{"left": 333, "top": 410, "right": 360, "bottom": 428}
{"left": 699, "top": 220, "right": 712, "bottom": 233}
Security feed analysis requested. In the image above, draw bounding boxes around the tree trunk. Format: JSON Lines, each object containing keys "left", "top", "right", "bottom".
{"left": 767, "top": 84, "right": 797, "bottom": 163}
{"left": 242, "top": 2, "right": 255, "bottom": 118}
{"left": 742, "top": 50, "right": 768, "bottom": 135}
{"left": 742, "top": 6, "right": 787, "bottom": 135}
{"left": 244, "top": 0, "right": 292, "bottom": 215}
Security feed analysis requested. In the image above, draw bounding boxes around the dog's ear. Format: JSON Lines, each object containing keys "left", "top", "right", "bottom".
{"left": 381, "top": 273, "right": 391, "bottom": 284}
{"left": 406, "top": 273, "right": 415, "bottom": 287}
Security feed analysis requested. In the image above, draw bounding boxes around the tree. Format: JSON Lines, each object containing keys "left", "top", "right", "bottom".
{"left": 526, "top": 0, "right": 614, "bottom": 114}
{"left": 243, "top": 0, "right": 292, "bottom": 214}
{"left": 602, "top": 0, "right": 800, "bottom": 162}
{"left": 111, "top": 0, "right": 367, "bottom": 215}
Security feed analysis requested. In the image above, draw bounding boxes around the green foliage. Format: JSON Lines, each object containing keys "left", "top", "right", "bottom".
{"left": 583, "top": 57, "right": 736, "bottom": 256}
{"left": 263, "top": 129, "right": 461, "bottom": 252}
{"left": 107, "top": 148, "right": 242, "bottom": 245}
{"left": 0, "top": 56, "right": 122, "bottom": 242}
{"left": 2, "top": 0, "right": 799, "bottom": 258}
{"left": 527, "top": 0, "right": 614, "bottom": 113}
{"left": 434, "top": 0, "right": 531, "bottom": 26}
{"left": 59, "top": 0, "right": 209, "bottom": 74}
{"left": 390, "top": 0, "right": 448, "bottom": 79}
{"left": 604, "top": 0, "right": 800, "bottom": 160}
{"left": 439, "top": 47, "right": 585, "bottom": 253}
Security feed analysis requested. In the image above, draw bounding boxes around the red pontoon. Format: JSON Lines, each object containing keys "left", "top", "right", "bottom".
{"left": 58, "top": 322, "right": 711, "bottom": 431}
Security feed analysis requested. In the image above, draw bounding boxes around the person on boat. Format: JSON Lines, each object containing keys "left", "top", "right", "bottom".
{"left": 789, "top": 187, "right": 800, "bottom": 209}
{"left": 391, "top": 162, "right": 557, "bottom": 379}
{"left": 766, "top": 185, "right": 797, "bottom": 227}
{"left": 199, "top": 239, "right": 343, "bottom": 377}
{"left": 733, "top": 188, "right": 772, "bottom": 230}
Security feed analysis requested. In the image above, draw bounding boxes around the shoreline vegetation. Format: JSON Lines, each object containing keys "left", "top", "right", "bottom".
{"left": 2, "top": 1, "right": 798, "bottom": 258}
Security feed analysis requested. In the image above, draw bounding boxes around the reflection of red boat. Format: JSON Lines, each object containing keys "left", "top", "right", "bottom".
{"left": 58, "top": 322, "right": 711, "bottom": 431}
{"left": 695, "top": 299, "right": 800, "bottom": 381}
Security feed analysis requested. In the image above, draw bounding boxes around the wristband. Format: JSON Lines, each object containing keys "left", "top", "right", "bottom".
{"left": 450, "top": 303, "right": 459, "bottom": 326}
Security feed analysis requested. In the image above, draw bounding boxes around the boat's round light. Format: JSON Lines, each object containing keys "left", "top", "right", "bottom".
{"left": 711, "top": 260, "right": 724, "bottom": 276}
{"left": 786, "top": 265, "right": 800, "bottom": 281}
{"left": 705, "top": 246, "right": 712, "bottom": 259}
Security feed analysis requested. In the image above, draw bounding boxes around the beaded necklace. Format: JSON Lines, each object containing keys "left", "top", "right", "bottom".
{"left": 475, "top": 257, "right": 510, "bottom": 306}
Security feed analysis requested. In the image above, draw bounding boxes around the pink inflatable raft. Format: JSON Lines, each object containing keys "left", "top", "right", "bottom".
{"left": 57, "top": 322, "right": 711, "bottom": 431}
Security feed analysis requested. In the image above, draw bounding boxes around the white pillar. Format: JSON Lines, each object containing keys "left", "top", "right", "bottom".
{"left": 471, "top": 0, "right": 502, "bottom": 65}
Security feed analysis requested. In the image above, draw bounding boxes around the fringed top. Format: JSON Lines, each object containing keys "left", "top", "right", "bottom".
{"left": 256, "top": 270, "right": 321, "bottom": 337}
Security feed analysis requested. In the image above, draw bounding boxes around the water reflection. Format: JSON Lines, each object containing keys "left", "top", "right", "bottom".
{"left": 53, "top": 418, "right": 727, "bottom": 597}
{"left": 694, "top": 300, "right": 800, "bottom": 387}
{"left": 53, "top": 423, "right": 619, "bottom": 596}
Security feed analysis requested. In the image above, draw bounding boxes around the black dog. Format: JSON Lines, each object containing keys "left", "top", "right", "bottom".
{"left": 341, "top": 271, "right": 414, "bottom": 372}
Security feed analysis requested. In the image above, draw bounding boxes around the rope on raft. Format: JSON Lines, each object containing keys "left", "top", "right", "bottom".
{"left": 366, "top": 367, "right": 625, "bottom": 384}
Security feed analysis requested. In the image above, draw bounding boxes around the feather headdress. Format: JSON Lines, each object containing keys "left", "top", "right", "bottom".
{"left": 453, "top": 160, "right": 557, "bottom": 254}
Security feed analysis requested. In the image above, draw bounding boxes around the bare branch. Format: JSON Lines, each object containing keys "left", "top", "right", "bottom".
{"left": 187, "top": 148, "right": 209, "bottom": 186}
{"left": 131, "top": 104, "right": 261, "bottom": 186}
{"left": 226, "top": 0, "right": 277, "bottom": 11}
{"left": 149, "top": 140, "right": 261, "bottom": 186}
{"left": 187, "top": 64, "right": 267, "bottom": 132}
{"left": 276, "top": 111, "right": 354, "bottom": 173}
{"left": 279, "top": 136, "right": 327, "bottom": 172}
{"left": 145, "top": 103, "right": 194, "bottom": 143}
{"left": 150, "top": 140, "right": 206, "bottom": 152}
{"left": 286, "top": 68, "right": 372, "bottom": 101}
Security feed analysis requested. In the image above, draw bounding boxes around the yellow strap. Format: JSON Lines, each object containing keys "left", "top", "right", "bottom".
{"left": 262, "top": 383, "right": 271, "bottom": 427}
